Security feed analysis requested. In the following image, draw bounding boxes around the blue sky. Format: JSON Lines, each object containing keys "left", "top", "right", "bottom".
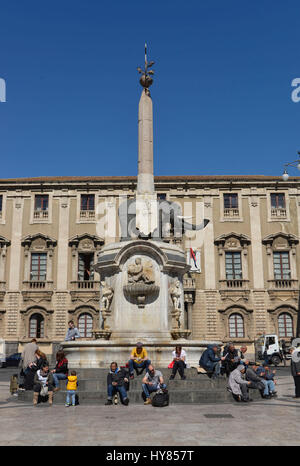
{"left": 0, "top": 0, "right": 299, "bottom": 178}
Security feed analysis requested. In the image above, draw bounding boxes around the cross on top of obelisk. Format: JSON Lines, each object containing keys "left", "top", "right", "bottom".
{"left": 137, "top": 43, "right": 155, "bottom": 93}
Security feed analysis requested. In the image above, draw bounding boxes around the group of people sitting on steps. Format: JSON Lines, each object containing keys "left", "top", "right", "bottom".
{"left": 18, "top": 337, "right": 280, "bottom": 406}
{"left": 105, "top": 342, "right": 186, "bottom": 406}
{"left": 199, "top": 342, "right": 277, "bottom": 402}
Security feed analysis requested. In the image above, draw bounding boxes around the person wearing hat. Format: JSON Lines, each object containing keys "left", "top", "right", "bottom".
{"left": 228, "top": 364, "right": 253, "bottom": 402}
{"left": 128, "top": 342, "right": 151, "bottom": 379}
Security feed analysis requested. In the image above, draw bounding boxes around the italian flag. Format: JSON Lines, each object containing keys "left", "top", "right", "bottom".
{"left": 190, "top": 248, "right": 198, "bottom": 269}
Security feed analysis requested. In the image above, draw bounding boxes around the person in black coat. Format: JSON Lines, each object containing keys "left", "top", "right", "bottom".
{"left": 221, "top": 343, "right": 240, "bottom": 376}
{"left": 105, "top": 362, "right": 129, "bottom": 406}
{"left": 290, "top": 347, "right": 300, "bottom": 398}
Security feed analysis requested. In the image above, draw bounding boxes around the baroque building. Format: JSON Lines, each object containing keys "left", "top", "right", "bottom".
{"left": 0, "top": 174, "right": 299, "bottom": 357}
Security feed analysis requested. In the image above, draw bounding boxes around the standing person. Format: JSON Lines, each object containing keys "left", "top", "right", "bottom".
{"left": 65, "top": 320, "right": 81, "bottom": 341}
{"left": 290, "top": 347, "right": 300, "bottom": 399}
{"left": 228, "top": 365, "right": 253, "bottom": 402}
{"left": 105, "top": 362, "right": 129, "bottom": 406}
{"left": 169, "top": 346, "right": 187, "bottom": 380}
{"left": 65, "top": 371, "right": 78, "bottom": 407}
{"left": 128, "top": 342, "right": 151, "bottom": 379}
{"left": 21, "top": 339, "right": 38, "bottom": 376}
{"left": 199, "top": 344, "right": 225, "bottom": 378}
{"left": 51, "top": 350, "right": 68, "bottom": 391}
{"left": 33, "top": 363, "right": 54, "bottom": 406}
{"left": 142, "top": 364, "right": 166, "bottom": 405}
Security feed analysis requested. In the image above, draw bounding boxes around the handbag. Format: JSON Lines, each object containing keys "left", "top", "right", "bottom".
{"left": 168, "top": 361, "right": 174, "bottom": 369}
{"left": 40, "top": 385, "right": 48, "bottom": 397}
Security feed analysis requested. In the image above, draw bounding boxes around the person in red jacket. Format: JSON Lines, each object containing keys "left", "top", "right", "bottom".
{"left": 51, "top": 350, "right": 68, "bottom": 391}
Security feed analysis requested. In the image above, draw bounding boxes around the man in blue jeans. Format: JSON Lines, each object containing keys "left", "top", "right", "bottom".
{"left": 142, "top": 364, "right": 166, "bottom": 405}
{"left": 199, "top": 344, "right": 226, "bottom": 378}
{"left": 105, "top": 362, "right": 129, "bottom": 406}
{"left": 129, "top": 342, "right": 151, "bottom": 379}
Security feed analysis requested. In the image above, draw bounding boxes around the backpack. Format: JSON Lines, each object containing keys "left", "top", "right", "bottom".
{"left": 152, "top": 389, "right": 169, "bottom": 407}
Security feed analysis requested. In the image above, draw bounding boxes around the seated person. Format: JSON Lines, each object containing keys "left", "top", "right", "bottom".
{"left": 199, "top": 344, "right": 225, "bottom": 378}
{"left": 142, "top": 364, "right": 166, "bottom": 405}
{"left": 228, "top": 365, "right": 253, "bottom": 402}
{"left": 51, "top": 350, "right": 69, "bottom": 391}
{"left": 221, "top": 343, "right": 240, "bottom": 376}
{"left": 129, "top": 342, "right": 151, "bottom": 379}
{"left": 245, "top": 363, "right": 269, "bottom": 399}
{"left": 239, "top": 346, "right": 248, "bottom": 360}
{"left": 24, "top": 349, "right": 49, "bottom": 390}
{"left": 169, "top": 346, "right": 187, "bottom": 380}
{"left": 105, "top": 362, "right": 129, "bottom": 406}
{"left": 256, "top": 364, "right": 277, "bottom": 397}
{"left": 33, "top": 363, "right": 54, "bottom": 406}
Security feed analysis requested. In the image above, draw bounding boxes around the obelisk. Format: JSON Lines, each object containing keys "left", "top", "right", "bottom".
{"left": 136, "top": 44, "right": 158, "bottom": 236}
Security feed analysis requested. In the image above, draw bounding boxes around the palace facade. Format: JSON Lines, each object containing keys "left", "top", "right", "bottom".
{"left": 0, "top": 174, "right": 299, "bottom": 357}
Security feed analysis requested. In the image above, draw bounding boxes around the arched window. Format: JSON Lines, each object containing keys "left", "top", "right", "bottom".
{"left": 29, "top": 313, "right": 44, "bottom": 338}
{"left": 278, "top": 313, "right": 293, "bottom": 338}
{"left": 229, "top": 313, "right": 244, "bottom": 338}
{"left": 78, "top": 313, "right": 93, "bottom": 338}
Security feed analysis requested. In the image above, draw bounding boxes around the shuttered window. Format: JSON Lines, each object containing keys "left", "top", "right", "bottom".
{"left": 229, "top": 313, "right": 244, "bottom": 338}
{"left": 31, "top": 253, "right": 47, "bottom": 281}
{"left": 273, "top": 252, "right": 290, "bottom": 280}
{"left": 29, "top": 313, "right": 44, "bottom": 338}
{"left": 78, "top": 313, "right": 93, "bottom": 338}
{"left": 225, "top": 252, "right": 242, "bottom": 280}
{"left": 278, "top": 313, "right": 293, "bottom": 338}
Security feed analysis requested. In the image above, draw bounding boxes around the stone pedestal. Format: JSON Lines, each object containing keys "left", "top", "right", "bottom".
{"left": 93, "top": 239, "right": 189, "bottom": 341}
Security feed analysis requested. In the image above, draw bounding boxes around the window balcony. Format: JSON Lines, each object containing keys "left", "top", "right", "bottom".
{"left": 223, "top": 208, "right": 239, "bottom": 218}
{"left": 271, "top": 208, "right": 287, "bottom": 218}
{"left": 33, "top": 210, "right": 49, "bottom": 220}
{"left": 267, "top": 279, "right": 298, "bottom": 300}
{"left": 183, "top": 277, "right": 196, "bottom": 291}
{"left": 70, "top": 280, "right": 100, "bottom": 301}
{"left": 219, "top": 279, "right": 250, "bottom": 301}
{"left": 80, "top": 210, "right": 95, "bottom": 220}
{"left": 22, "top": 281, "right": 53, "bottom": 301}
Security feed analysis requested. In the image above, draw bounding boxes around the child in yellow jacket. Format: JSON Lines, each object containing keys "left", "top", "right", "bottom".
{"left": 65, "top": 371, "right": 78, "bottom": 407}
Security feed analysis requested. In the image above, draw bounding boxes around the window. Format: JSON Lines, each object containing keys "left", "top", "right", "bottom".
{"left": 223, "top": 194, "right": 239, "bottom": 217}
{"left": 278, "top": 313, "right": 293, "bottom": 338}
{"left": 29, "top": 313, "right": 44, "bottom": 338}
{"left": 225, "top": 252, "right": 242, "bottom": 280}
{"left": 224, "top": 194, "right": 238, "bottom": 209}
{"left": 273, "top": 252, "right": 290, "bottom": 280}
{"left": 229, "top": 313, "right": 244, "bottom": 338}
{"left": 78, "top": 253, "right": 94, "bottom": 281}
{"left": 34, "top": 195, "right": 48, "bottom": 211}
{"left": 271, "top": 193, "right": 285, "bottom": 209}
{"left": 81, "top": 194, "right": 95, "bottom": 211}
{"left": 30, "top": 253, "right": 47, "bottom": 281}
{"left": 78, "top": 313, "right": 93, "bottom": 338}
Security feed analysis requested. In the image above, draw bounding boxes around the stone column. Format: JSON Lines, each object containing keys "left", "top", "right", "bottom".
{"left": 137, "top": 90, "right": 154, "bottom": 194}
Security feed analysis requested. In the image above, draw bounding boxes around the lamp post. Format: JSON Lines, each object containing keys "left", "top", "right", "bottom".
{"left": 281, "top": 152, "right": 300, "bottom": 180}
{"left": 281, "top": 152, "right": 300, "bottom": 337}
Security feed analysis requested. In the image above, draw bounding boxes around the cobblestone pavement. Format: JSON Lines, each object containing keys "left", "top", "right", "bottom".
{"left": 0, "top": 366, "right": 299, "bottom": 446}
